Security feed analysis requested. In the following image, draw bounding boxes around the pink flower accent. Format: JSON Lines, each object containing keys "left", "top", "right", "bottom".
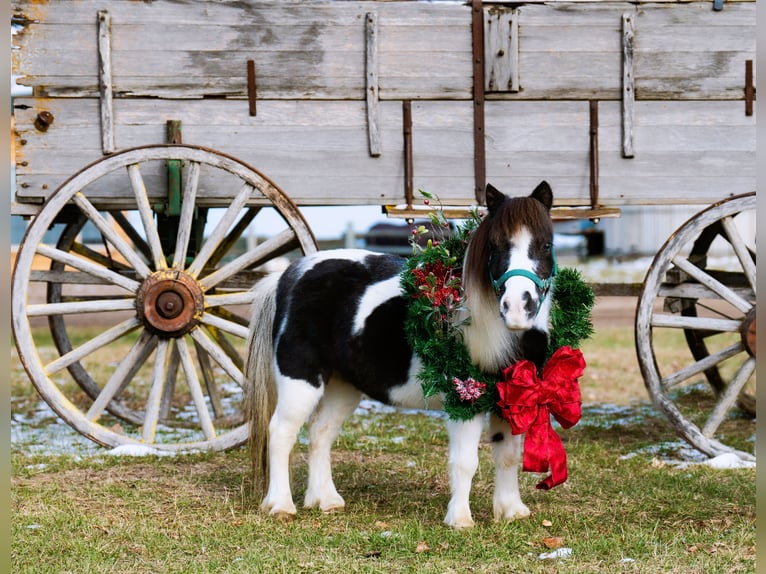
{"left": 452, "top": 377, "right": 486, "bottom": 402}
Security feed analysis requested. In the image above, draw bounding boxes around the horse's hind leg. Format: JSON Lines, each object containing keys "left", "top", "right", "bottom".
{"left": 261, "top": 375, "right": 324, "bottom": 522}
{"left": 444, "top": 413, "right": 484, "bottom": 529}
{"left": 304, "top": 377, "right": 361, "bottom": 512}
{"left": 489, "top": 414, "right": 530, "bottom": 522}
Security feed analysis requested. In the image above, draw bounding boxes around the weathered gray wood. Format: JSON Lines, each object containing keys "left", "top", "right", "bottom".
{"left": 365, "top": 12, "right": 381, "bottom": 157}
{"left": 484, "top": 6, "right": 519, "bottom": 93}
{"left": 700, "top": 357, "right": 755, "bottom": 438}
{"left": 621, "top": 13, "right": 634, "bottom": 158}
{"left": 12, "top": 1, "right": 754, "bottom": 101}
{"left": 12, "top": 97, "right": 755, "bottom": 209}
{"left": 97, "top": 10, "right": 114, "bottom": 154}
{"left": 635, "top": 193, "right": 755, "bottom": 460}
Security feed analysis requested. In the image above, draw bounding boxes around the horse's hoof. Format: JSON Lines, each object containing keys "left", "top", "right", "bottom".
{"left": 494, "top": 503, "right": 531, "bottom": 523}
{"left": 321, "top": 504, "right": 345, "bottom": 515}
{"left": 445, "top": 515, "right": 475, "bottom": 529}
{"left": 271, "top": 511, "right": 295, "bottom": 524}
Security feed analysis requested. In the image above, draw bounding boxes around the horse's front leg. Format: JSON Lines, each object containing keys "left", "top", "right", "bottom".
{"left": 444, "top": 414, "right": 484, "bottom": 529}
{"left": 489, "top": 414, "right": 530, "bottom": 522}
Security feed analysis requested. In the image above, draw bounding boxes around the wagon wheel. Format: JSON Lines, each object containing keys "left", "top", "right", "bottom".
{"left": 13, "top": 144, "right": 317, "bottom": 452}
{"left": 635, "top": 193, "right": 755, "bottom": 460}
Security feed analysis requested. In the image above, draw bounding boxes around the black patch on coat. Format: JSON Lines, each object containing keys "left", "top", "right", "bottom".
{"left": 520, "top": 328, "right": 549, "bottom": 373}
{"left": 273, "top": 252, "right": 412, "bottom": 403}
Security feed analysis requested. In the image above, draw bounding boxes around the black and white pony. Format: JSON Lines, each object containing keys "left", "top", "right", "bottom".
{"left": 244, "top": 181, "right": 556, "bottom": 528}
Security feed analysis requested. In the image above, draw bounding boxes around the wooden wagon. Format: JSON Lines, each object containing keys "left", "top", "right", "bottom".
{"left": 11, "top": 0, "right": 755, "bottom": 459}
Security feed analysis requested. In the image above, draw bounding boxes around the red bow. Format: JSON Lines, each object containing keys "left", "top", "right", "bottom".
{"left": 496, "top": 346, "right": 585, "bottom": 490}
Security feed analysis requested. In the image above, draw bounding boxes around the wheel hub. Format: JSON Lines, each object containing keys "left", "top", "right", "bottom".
{"left": 739, "top": 306, "right": 756, "bottom": 357}
{"left": 136, "top": 270, "right": 204, "bottom": 337}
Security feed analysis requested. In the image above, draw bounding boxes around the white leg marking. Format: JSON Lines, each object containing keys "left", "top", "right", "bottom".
{"left": 261, "top": 375, "right": 324, "bottom": 520}
{"left": 489, "top": 414, "right": 530, "bottom": 522}
{"left": 444, "top": 414, "right": 484, "bottom": 529}
{"left": 304, "top": 377, "right": 362, "bottom": 512}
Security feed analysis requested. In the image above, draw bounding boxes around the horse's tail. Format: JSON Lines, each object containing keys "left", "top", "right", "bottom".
{"left": 244, "top": 271, "right": 282, "bottom": 498}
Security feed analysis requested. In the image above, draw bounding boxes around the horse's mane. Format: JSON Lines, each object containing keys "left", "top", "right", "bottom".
{"left": 462, "top": 195, "right": 553, "bottom": 300}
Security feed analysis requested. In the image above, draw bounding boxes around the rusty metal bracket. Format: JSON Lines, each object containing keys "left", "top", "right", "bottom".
{"left": 402, "top": 100, "right": 413, "bottom": 209}
{"left": 247, "top": 60, "right": 257, "bottom": 116}
{"left": 589, "top": 100, "right": 600, "bottom": 212}
{"left": 745, "top": 60, "right": 753, "bottom": 116}
{"left": 472, "top": 0, "right": 487, "bottom": 205}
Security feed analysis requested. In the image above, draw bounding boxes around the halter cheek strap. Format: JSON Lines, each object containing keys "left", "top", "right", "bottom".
{"left": 491, "top": 248, "right": 558, "bottom": 305}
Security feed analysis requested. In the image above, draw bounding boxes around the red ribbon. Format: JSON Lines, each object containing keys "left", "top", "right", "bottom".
{"left": 496, "top": 346, "right": 585, "bottom": 490}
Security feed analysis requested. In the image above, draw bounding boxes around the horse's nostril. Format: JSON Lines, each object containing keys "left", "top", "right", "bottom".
{"left": 501, "top": 300, "right": 509, "bottom": 314}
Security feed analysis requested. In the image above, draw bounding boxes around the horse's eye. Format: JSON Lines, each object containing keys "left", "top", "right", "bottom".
{"left": 543, "top": 242, "right": 552, "bottom": 252}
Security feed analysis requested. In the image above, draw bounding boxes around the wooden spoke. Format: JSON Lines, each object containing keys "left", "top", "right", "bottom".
{"left": 37, "top": 244, "right": 140, "bottom": 293}
{"left": 192, "top": 338, "right": 224, "bottom": 418}
{"left": 701, "top": 357, "right": 756, "bottom": 438}
{"left": 159, "top": 344, "right": 181, "bottom": 421}
{"left": 200, "top": 312, "right": 249, "bottom": 340}
{"left": 205, "top": 324, "right": 245, "bottom": 371}
{"left": 189, "top": 326, "right": 244, "bottom": 385}
{"left": 173, "top": 160, "right": 200, "bottom": 270}
{"left": 185, "top": 182, "right": 254, "bottom": 278}
{"left": 661, "top": 342, "right": 744, "bottom": 391}
{"left": 71, "top": 192, "right": 152, "bottom": 278}
{"left": 111, "top": 210, "right": 153, "bottom": 264}
{"left": 720, "top": 215, "right": 757, "bottom": 295}
{"left": 206, "top": 206, "right": 261, "bottom": 269}
{"left": 27, "top": 298, "right": 136, "bottom": 317}
{"left": 199, "top": 228, "right": 297, "bottom": 291}
{"left": 650, "top": 314, "right": 741, "bottom": 332}
{"left": 45, "top": 317, "right": 141, "bottom": 375}
{"left": 205, "top": 291, "right": 259, "bottom": 307}
{"left": 670, "top": 255, "right": 751, "bottom": 314}
{"left": 177, "top": 337, "right": 217, "bottom": 440}
{"left": 142, "top": 338, "right": 171, "bottom": 443}
{"left": 70, "top": 241, "right": 131, "bottom": 271}
{"left": 85, "top": 329, "right": 157, "bottom": 422}
{"left": 128, "top": 163, "right": 167, "bottom": 271}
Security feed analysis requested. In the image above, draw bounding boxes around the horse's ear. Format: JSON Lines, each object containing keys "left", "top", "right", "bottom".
{"left": 530, "top": 180, "right": 553, "bottom": 212}
{"left": 485, "top": 183, "right": 506, "bottom": 215}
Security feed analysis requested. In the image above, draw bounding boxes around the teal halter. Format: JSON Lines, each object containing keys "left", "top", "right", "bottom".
{"left": 490, "top": 248, "right": 558, "bottom": 305}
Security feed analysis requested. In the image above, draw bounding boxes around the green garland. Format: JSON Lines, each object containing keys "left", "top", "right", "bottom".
{"left": 400, "top": 208, "right": 594, "bottom": 421}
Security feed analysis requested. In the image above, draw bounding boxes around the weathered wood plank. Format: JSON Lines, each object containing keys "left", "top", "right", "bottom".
{"left": 97, "top": 10, "right": 114, "bottom": 154}
{"left": 13, "top": 98, "right": 754, "bottom": 208}
{"left": 365, "top": 12, "right": 381, "bottom": 157}
{"left": 484, "top": 6, "right": 519, "bottom": 93}
{"left": 12, "top": 1, "right": 754, "bottom": 101}
{"left": 621, "top": 12, "right": 635, "bottom": 158}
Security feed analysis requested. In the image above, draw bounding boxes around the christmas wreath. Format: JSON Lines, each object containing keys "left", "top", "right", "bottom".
{"left": 400, "top": 195, "right": 594, "bottom": 488}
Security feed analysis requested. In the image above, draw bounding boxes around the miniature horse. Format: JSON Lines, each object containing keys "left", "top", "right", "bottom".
{"left": 244, "top": 181, "right": 556, "bottom": 528}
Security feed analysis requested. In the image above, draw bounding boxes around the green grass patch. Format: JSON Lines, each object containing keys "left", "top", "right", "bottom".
{"left": 12, "top": 326, "right": 755, "bottom": 573}
{"left": 12, "top": 407, "right": 755, "bottom": 573}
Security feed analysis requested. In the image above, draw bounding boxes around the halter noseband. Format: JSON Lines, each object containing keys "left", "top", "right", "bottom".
{"left": 490, "top": 248, "right": 558, "bottom": 305}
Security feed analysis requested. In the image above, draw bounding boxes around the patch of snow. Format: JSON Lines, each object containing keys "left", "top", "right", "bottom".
{"left": 104, "top": 444, "right": 177, "bottom": 457}
{"left": 620, "top": 440, "right": 755, "bottom": 469}
{"left": 700, "top": 452, "right": 755, "bottom": 470}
